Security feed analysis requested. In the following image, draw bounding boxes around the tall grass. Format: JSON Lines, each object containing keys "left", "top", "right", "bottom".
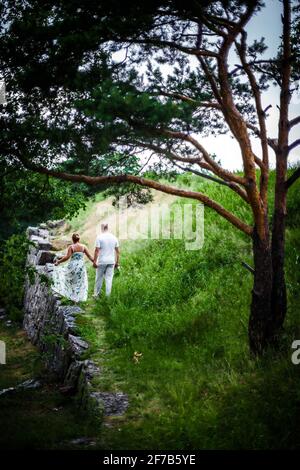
{"left": 76, "top": 172, "right": 300, "bottom": 450}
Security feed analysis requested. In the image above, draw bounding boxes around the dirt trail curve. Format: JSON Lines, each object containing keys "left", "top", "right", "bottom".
{"left": 71, "top": 191, "right": 177, "bottom": 251}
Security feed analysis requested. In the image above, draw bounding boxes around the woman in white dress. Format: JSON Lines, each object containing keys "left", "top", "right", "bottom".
{"left": 52, "top": 233, "right": 94, "bottom": 302}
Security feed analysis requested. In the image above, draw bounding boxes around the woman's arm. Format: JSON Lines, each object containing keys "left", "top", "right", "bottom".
{"left": 84, "top": 246, "right": 94, "bottom": 263}
{"left": 55, "top": 246, "right": 72, "bottom": 265}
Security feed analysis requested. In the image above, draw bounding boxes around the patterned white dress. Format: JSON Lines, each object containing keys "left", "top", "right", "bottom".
{"left": 52, "top": 249, "right": 88, "bottom": 302}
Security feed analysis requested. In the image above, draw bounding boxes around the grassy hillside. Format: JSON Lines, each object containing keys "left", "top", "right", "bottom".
{"left": 1, "top": 172, "right": 298, "bottom": 450}
{"left": 69, "top": 172, "right": 300, "bottom": 450}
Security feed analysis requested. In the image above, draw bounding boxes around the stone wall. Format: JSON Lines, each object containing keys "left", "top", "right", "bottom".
{"left": 23, "top": 224, "right": 102, "bottom": 417}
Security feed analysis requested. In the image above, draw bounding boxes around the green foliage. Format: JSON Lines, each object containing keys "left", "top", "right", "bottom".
{"left": 0, "top": 234, "right": 33, "bottom": 321}
{"left": 78, "top": 78, "right": 202, "bottom": 141}
{"left": 0, "top": 0, "right": 272, "bottom": 192}
{"left": 0, "top": 166, "right": 86, "bottom": 240}
{"left": 41, "top": 332, "right": 68, "bottom": 348}
{"left": 105, "top": 183, "right": 154, "bottom": 208}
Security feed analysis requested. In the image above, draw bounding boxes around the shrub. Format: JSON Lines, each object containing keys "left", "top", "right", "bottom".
{"left": 0, "top": 234, "right": 34, "bottom": 321}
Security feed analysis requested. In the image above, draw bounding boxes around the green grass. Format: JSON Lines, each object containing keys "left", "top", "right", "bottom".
{"left": 72, "top": 173, "right": 300, "bottom": 450}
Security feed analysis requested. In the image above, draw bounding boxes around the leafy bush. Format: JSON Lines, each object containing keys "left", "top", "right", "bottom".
{"left": 0, "top": 164, "right": 87, "bottom": 241}
{"left": 0, "top": 234, "right": 34, "bottom": 321}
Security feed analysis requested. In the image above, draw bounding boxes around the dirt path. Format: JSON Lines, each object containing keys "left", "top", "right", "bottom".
{"left": 71, "top": 191, "right": 177, "bottom": 251}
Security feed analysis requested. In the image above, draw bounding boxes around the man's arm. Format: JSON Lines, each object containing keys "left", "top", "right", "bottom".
{"left": 115, "top": 247, "right": 120, "bottom": 267}
{"left": 93, "top": 247, "right": 100, "bottom": 268}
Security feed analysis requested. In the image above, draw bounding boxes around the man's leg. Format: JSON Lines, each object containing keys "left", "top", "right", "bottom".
{"left": 94, "top": 265, "right": 106, "bottom": 296}
{"left": 104, "top": 264, "right": 115, "bottom": 296}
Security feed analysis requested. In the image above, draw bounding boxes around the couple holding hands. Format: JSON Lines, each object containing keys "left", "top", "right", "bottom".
{"left": 53, "top": 223, "right": 120, "bottom": 303}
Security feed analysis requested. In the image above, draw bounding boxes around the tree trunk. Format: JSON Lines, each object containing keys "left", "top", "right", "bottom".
{"left": 249, "top": 191, "right": 288, "bottom": 355}
{"left": 270, "top": 158, "right": 288, "bottom": 340}
{"left": 249, "top": 225, "right": 273, "bottom": 355}
{"left": 268, "top": 0, "right": 290, "bottom": 346}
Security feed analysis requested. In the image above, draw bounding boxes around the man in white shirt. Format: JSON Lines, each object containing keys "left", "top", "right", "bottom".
{"left": 93, "top": 223, "right": 120, "bottom": 297}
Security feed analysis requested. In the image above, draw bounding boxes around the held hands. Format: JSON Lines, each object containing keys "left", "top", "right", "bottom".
{"left": 54, "top": 255, "right": 64, "bottom": 266}
{"left": 93, "top": 261, "right": 98, "bottom": 269}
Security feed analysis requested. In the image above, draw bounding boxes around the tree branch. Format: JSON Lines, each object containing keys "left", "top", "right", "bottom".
{"left": 126, "top": 37, "right": 218, "bottom": 58}
{"left": 246, "top": 122, "right": 278, "bottom": 152}
{"left": 132, "top": 140, "right": 204, "bottom": 165}
{"left": 19, "top": 157, "right": 252, "bottom": 236}
{"left": 288, "top": 139, "right": 300, "bottom": 152}
{"left": 286, "top": 167, "right": 300, "bottom": 189}
{"left": 154, "top": 90, "right": 221, "bottom": 109}
{"left": 214, "top": 2, "right": 268, "bottom": 239}
{"left": 158, "top": 128, "right": 247, "bottom": 185}
{"left": 198, "top": 56, "right": 224, "bottom": 107}
{"left": 126, "top": 118, "right": 248, "bottom": 186}
{"left": 289, "top": 116, "right": 300, "bottom": 129}
{"left": 131, "top": 138, "right": 249, "bottom": 202}
{"left": 235, "top": 30, "right": 269, "bottom": 203}
{"left": 173, "top": 162, "right": 249, "bottom": 203}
